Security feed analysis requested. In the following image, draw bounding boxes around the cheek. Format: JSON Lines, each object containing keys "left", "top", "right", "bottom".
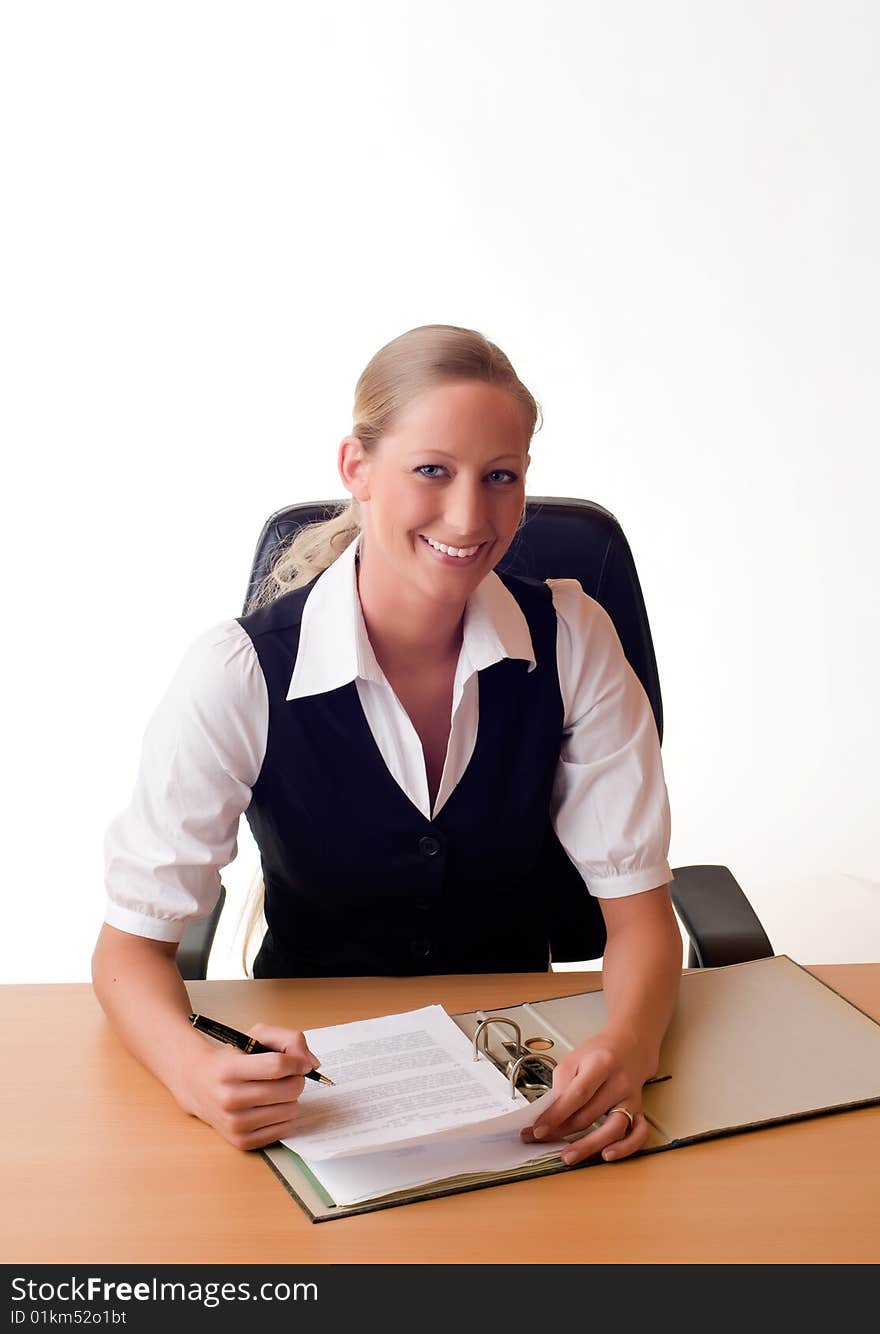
{"left": 371, "top": 476, "right": 410, "bottom": 512}
{"left": 370, "top": 479, "right": 431, "bottom": 534}
{"left": 500, "top": 486, "right": 526, "bottom": 522}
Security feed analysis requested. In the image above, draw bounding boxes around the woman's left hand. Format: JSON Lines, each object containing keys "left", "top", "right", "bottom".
{"left": 521, "top": 1028, "right": 654, "bottom": 1166}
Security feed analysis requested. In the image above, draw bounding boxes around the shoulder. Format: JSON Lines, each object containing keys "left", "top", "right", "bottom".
{"left": 545, "top": 579, "right": 630, "bottom": 701}
{"left": 490, "top": 571, "right": 622, "bottom": 663}
{"left": 238, "top": 579, "right": 321, "bottom": 642}
{"left": 546, "top": 577, "right": 621, "bottom": 648}
{"left": 496, "top": 571, "right": 617, "bottom": 637}
{"left": 493, "top": 569, "right": 551, "bottom": 602}
{"left": 491, "top": 570, "right": 555, "bottom": 633}
{"left": 178, "top": 617, "right": 259, "bottom": 672}
{"left": 168, "top": 618, "right": 265, "bottom": 715}
{"left": 127, "top": 619, "right": 267, "bottom": 781}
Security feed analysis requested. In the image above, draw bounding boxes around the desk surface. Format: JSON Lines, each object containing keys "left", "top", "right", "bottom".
{"left": 3, "top": 965, "right": 879, "bottom": 1264}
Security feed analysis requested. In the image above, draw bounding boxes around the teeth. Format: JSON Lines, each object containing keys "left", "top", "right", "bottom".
{"left": 423, "top": 536, "right": 481, "bottom": 558}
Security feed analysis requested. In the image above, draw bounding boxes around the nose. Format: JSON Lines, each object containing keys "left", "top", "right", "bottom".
{"left": 443, "top": 476, "right": 488, "bottom": 542}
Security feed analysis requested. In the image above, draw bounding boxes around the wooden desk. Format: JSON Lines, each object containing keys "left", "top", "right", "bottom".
{"left": 2, "top": 966, "right": 878, "bottom": 1264}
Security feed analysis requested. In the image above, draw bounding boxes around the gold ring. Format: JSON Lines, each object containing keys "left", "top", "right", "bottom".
{"left": 609, "top": 1105, "right": 634, "bottom": 1135}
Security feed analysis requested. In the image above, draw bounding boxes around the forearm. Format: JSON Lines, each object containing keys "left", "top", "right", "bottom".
{"left": 601, "top": 895, "right": 683, "bottom": 1078}
{"left": 91, "top": 923, "right": 205, "bottom": 1106}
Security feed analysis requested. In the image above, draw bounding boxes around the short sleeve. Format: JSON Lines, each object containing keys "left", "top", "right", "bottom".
{"left": 548, "top": 579, "right": 672, "bottom": 898}
{"left": 102, "top": 620, "right": 268, "bottom": 941}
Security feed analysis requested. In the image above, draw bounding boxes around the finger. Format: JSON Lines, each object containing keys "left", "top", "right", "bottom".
{"left": 220, "top": 1099, "right": 302, "bottom": 1141}
{"left": 217, "top": 1074, "right": 307, "bottom": 1112}
{"left": 540, "top": 1048, "right": 622, "bottom": 1128}
{"left": 528, "top": 1074, "right": 615, "bottom": 1139}
{"left": 600, "top": 1112, "right": 648, "bottom": 1163}
{"left": 523, "top": 1098, "right": 640, "bottom": 1147}
{"left": 230, "top": 1045, "right": 316, "bottom": 1077}
{"left": 233, "top": 1099, "right": 302, "bottom": 1131}
{"left": 530, "top": 1082, "right": 638, "bottom": 1142}
{"left": 560, "top": 1112, "right": 649, "bottom": 1168}
{"left": 230, "top": 1115, "right": 305, "bottom": 1152}
{"left": 534, "top": 1056, "right": 641, "bottom": 1135}
{"left": 523, "top": 1102, "right": 608, "bottom": 1143}
{"left": 246, "top": 1023, "right": 320, "bottom": 1067}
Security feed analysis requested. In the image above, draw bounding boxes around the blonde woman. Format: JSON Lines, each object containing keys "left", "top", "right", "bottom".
{"left": 93, "top": 324, "right": 681, "bottom": 1169}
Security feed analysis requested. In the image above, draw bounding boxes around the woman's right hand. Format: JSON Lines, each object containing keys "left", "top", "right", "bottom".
{"left": 91, "top": 929, "right": 321, "bottom": 1151}
{"left": 177, "top": 1023, "right": 321, "bottom": 1150}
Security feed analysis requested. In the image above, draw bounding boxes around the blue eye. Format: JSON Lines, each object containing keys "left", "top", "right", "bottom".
{"left": 414, "top": 465, "right": 519, "bottom": 483}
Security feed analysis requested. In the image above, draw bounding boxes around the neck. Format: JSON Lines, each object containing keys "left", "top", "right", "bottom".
{"left": 355, "top": 545, "right": 465, "bottom": 676}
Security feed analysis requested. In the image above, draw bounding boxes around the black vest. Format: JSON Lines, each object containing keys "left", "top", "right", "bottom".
{"left": 237, "top": 571, "right": 606, "bottom": 978}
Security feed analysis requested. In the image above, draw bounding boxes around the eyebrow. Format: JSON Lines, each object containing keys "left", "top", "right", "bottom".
{"left": 405, "top": 450, "right": 524, "bottom": 464}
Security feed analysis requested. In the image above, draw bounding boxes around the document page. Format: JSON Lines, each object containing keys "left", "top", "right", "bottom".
{"left": 302, "top": 1121, "right": 565, "bottom": 1207}
{"left": 281, "top": 1004, "right": 543, "bottom": 1162}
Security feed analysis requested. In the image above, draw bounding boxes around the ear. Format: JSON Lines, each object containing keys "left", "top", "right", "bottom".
{"left": 338, "top": 436, "right": 372, "bottom": 502}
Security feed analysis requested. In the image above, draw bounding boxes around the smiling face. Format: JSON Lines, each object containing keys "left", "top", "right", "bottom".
{"left": 339, "top": 379, "right": 531, "bottom": 610}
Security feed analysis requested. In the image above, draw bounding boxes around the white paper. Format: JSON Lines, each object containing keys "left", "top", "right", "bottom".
{"left": 302, "top": 1124, "right": 565, "bottom": 1206}
{"left": 281, "top": 1004, "right": 542, "bottom": 1162}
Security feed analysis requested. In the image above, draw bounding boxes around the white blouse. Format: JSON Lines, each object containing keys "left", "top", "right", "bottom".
{"left": 104, "top": 536, "right": 673, "bottom": 942}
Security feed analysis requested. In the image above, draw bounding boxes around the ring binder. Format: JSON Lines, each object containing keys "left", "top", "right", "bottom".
{"left": 262, "top": 956, "right": 880, "bottom": 1223}
{"left": 471, "top": 1016, "right": 556, "bottom": 1100}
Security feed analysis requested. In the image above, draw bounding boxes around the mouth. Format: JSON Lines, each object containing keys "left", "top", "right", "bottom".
{"left": 418, "top": 534, "right": 488, "bottom": 566}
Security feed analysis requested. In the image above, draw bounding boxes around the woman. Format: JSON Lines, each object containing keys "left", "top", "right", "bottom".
{"left": 93, "top": 324, "right": 681, "bottom": 1169}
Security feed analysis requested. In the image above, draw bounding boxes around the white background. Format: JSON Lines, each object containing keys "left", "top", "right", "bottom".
{"left": 2, "top": 1, "right": 877, "bottom": 982}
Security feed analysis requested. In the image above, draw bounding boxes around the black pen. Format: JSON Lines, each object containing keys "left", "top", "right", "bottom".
{"left": 188, "top": 1013, "right": 334, "bottom": 1085}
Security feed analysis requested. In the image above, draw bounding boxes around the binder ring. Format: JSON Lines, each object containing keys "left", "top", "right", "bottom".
{"left": 472, "top": 1017, "right": 557, "bottom": 1100}
{"left": 473, "top": 1016, "right": 523, "bottom": 1066}
{"left": 507, "top": 1050, "right": 557, "bottom": 1098}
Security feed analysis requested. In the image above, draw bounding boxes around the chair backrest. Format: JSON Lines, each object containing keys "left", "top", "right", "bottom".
{"left": 241, "top": 496, "right": 664, "bottom": 741}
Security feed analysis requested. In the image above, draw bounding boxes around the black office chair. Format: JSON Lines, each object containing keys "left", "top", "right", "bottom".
{"left": 177, "top": 497, "right": 773, "bottom": 980}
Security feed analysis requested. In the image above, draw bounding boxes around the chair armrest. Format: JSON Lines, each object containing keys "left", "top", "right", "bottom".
{"left": 670, "top": 865, "right": 773, "bottom": 968}
{"left": 176, "top": 885, "right": 227, "bottom": 981}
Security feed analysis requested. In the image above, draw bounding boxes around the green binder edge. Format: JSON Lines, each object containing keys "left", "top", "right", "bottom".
{"left": 260, "top": 1139, "right": 574, "bottom": 1223}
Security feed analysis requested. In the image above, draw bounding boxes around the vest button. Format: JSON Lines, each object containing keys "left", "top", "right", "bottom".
{"left": 419, "top": 836, "right": 441, "bottom": 858}
{"left": 410, "top": 939, "right": 432, "bottom": 959}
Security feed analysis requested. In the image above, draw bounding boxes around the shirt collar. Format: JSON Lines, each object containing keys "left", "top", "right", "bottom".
{"left": 286, "top": 532, "right": 536, "bottom": 700}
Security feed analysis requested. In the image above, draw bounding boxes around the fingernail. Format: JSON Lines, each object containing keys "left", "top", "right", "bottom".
{"left": 561, "top": 1150, "right": 577, "bottom": 1165}
{"left": 533, "top": 1125, "right": 548, "bottom": 1140}
{"left": 603, "top": 1149, "right": 614, "bottom": 1161}
{"left": 521, "top": 1128, "right": 535, "bottom": 1142}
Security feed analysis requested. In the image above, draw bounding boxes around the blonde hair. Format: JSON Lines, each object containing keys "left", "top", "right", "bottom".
{"left": 247, "top": 324, "right": 541, "bottom": 609}
{"left": 237, "top": 324, "right": 541, "bottom": 973}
